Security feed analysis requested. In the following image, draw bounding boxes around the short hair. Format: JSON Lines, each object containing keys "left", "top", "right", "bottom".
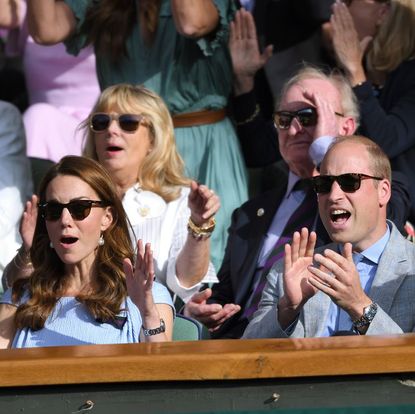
{"left": 367, "top": 0, "right": 415, "bottom": 73}
{"left": 277, "top": 65, "right": 360, "bottom": 129}
{"left": 14, "top": 156, "right": 134, "bottom": 330}
{"left": 325, "top": 135, "right": 392, "bottom": 182}
{"left": 83, "top": 83, "right": 190, "bottom": 202}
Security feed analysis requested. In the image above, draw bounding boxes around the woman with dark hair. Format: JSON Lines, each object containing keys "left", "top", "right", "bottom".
{"left": 0, "top": 156, "right": 174, "bottom": 348}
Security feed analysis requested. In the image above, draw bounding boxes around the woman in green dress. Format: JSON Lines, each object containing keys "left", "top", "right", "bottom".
{"left": 27, "top": 0, "right": 248, "bottom": 270}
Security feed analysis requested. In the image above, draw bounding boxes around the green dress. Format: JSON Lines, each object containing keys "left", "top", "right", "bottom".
{"left": 64, "top": 0, "right": 248, "bottom": 271}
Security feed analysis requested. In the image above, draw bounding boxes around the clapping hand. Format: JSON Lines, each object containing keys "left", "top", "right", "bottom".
{"left": 188, "top": 180, "right": 220, "bottom": 227}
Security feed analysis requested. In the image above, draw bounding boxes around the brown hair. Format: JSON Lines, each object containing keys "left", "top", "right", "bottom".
{"left": 13, "top": 156, "right": 134, "bottom": 330}
{"left": 83, "top": 0, "right": 161, "bottom": 60}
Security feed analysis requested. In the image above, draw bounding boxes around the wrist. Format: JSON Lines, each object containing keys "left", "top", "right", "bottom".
{"left": 233, "top": 75, "right": 255, "bottom": 96}
{"left": 187, "top": 217, "right": 215, "bottom": 240}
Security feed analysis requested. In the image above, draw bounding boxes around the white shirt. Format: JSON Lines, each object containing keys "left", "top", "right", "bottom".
{"left": 122, "top": 184, "right": 217, "bottom": 303}
{"left": 0, "top": 101, "right": 33, "bottom": 287}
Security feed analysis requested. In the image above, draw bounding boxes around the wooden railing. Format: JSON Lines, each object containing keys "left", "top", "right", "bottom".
{"left": 1, "top": 334, "right": 415, "bottom": 388}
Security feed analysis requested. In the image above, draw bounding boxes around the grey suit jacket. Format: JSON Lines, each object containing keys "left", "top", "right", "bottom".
{"left": 243, "top": 222, "right": 415, "bottom": 338}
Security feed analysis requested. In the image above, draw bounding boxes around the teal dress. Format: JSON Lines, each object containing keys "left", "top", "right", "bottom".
{"left": 65, "top": 0, "right": 248, "bottom": 271}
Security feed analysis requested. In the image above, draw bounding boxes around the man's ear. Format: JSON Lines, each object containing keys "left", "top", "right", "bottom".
{"left": 101, "top": 207, "right": 114, "bottom": 231}
{"left": 377, "top": 2, "right": 391, "bottom": 26}
{"left": 340, "top": 116, "right": 356, "bottom": 136}
{"left": 378, "top": 179, "right": 391, "bottom": 208}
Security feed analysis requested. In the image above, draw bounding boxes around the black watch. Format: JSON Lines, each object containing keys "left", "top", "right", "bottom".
{"left": 353, "top": 302, "right": 378, "bottom": 330}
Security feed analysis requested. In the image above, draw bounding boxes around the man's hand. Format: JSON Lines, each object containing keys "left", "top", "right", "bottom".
{"left": 278, "top": 228, "right": 317, "bottom": 328}
{"left": 184, "top": 288, "right": 241, "bottom": 331}
{"left": 308, "top": 242, "right": 372, "bottom": 320}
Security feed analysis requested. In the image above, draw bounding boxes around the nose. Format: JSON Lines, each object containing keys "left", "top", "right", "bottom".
{"left": 327, "top": 179, "right": 344, "bottom": 201}
{"left": 107, "top": 118, "right": 121, "bottom": 135}
{"left": 60, "top": 208, "right": 73, "bottom": 225}
{"left": 288, "top": 116, "right": 304, "bottom": 135}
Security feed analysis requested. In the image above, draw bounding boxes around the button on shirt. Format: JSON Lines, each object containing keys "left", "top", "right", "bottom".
{"left": 322, "top": 225, "right": 391, "bottom": 336}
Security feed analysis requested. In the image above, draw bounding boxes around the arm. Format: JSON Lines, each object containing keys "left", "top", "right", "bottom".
{"left": 0, "top": 303, "right": 17, "bottom": 349}
{"left": 124, "top": 241, "right": 173, "bottom": 342}
{"left": 26, "top": 0, "right": 76, "bottom": 44}
{"left": 171, "top": 0, "right": 219, "bottom": 38}
{"left": 175, "top": 182, "right": 219, "bottom": 289}
{"left": 0, "top": 0, "right": 22, "bottom": 28}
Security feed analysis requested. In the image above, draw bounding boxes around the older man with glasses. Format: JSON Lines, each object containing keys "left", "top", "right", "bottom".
{"left": 243, "top": 135, "right": 415, "bottom": 338}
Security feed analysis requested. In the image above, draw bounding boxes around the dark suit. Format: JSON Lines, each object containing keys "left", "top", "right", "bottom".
{"left": 354, "top": 60, "right": 415, "bottom": 222}
{"left": 208, "top": 162, "right": 329, "bottom": 338}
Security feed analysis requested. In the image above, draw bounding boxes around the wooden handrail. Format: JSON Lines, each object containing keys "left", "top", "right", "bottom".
{"left": 1, "top": 334, "right": 415, "bottom": 387}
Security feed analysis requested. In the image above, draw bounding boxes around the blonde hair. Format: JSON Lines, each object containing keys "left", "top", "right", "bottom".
{"left": 277, "top": 65, "right": 360, "bottom": 129}
{"left": 83, "top": 84, "right": 190, "bottom": 202}
{"left": 367, "top": 0, "right": 415, "bottom": 73}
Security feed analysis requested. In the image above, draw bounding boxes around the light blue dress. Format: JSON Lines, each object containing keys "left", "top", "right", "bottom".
{"left": 0, "top": 282, "right": 173, "bottom": 348}
{"left": 63, "top": 0, "right": 248, "bottom": 270}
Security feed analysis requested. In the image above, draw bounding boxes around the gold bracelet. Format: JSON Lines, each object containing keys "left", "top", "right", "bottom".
{"left": 187, "top": 217, "right": 216, "bottom": 240}
{"left": 235, "top": 104, "right": 260, "bottom": 126}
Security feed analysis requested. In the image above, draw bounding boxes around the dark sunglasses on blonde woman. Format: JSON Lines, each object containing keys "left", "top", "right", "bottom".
{"left": 311, "top": 173, "right": 383, "bottom": 194}
{"left": 40, "top": 200, "right": 109, "bottom": 221}
{"left": 90, "top": 113, "right": 146, "bottom": 133}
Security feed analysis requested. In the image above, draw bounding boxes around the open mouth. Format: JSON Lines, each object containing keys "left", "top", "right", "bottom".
{"left": 60, "top": 236, "right": 78, "bottom": 245}
{"left": 106, "top": 145, "right": 122, "bottom": 152}
{"left": 330, "top": 209, "right": 351, "bottom": 224}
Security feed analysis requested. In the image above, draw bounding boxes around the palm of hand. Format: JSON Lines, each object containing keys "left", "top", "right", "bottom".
{"left": 284, "top": 257, "right": 318, "bottom": 307}
{"left": 231, "top": 38, "right": 263, "bottom": 78}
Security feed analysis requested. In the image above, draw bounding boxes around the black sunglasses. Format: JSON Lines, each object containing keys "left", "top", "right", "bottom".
{"left": 312, "top": 173, "right": 383, "bottom": 194}
{"left": 39, "top": 200, "right": 109, "bottom": 221}
{"left": 90, "top": 113, "right": 146, "bottom": 133}
{"left": 273, "top": 107, "right": 344, "bottom": 130}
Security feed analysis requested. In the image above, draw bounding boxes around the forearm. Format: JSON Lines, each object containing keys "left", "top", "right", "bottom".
{"left": 176, "top": 236, "right": 210, "bottom": 288}
{"left": 171, "top": 0, "right": 219, "bottom": 37}
{"left": 27, "top": 0, "right": 76, "bottom": 44}
{"left": 0, "top": 0, "right": 22, "bottom": 28}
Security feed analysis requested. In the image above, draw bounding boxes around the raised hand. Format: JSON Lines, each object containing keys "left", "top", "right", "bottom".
{"left": 281, "top": 228, "right": 318, "bottom": 312}
{"left": 229, "top": 8, "right": 273, "bottom": 95}
{"left": 123, "top": 240, "right": 155, "bottom": 317}
{"left": 307, "top": 242, "right": 372, "bottom": 320}
{"left": 330, "top": 1, "right": 369, "bottom": 84}
{"left": 20, "top": 194, "right": 39, "bottom": 251}
{"left": 184, "top": 288, "right": 241, "bottom": 331}
{"left": 187, "top": 180, "right": 220, "bottom": 227}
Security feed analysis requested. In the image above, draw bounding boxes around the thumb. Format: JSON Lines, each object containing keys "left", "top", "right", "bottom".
{"left": 260, "top": 44, "right": 273, "bottom": 66}
{"left": 190, "top": 288, "right": 212, "bottom": 304}
{"left": 343, "top": 242, "right": 353, "bottom": 261}
{"left": 360, "top": 36, "right": 373, "bottom": 54}
{"left": 123, "top": 258, "right": 134, "bottom": 279}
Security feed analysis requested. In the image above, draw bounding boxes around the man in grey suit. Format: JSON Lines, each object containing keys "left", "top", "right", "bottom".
{"left": 243, "top": 135, "right": 415, "bottom": 337}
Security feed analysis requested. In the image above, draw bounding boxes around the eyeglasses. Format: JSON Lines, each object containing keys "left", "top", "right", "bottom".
{"left": 273, "top": 107, "right": 344, "bottom": 130}
{"left": 90, "top": 113, "right": 146, "bottom": 133}
{"left": 40, "top": 200, "right": 109, "bottom": 221}
{"left": 311, "top": 173, "right": 383, "bottom": 194}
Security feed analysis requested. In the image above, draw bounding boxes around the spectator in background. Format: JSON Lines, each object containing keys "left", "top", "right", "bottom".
{"left": 0, "top": 100, "right": 32, "bottom": 292}
{"left": 27, "top": 0, "right": 248, "bottom": 271}
{"left": 0, "top": 0, "right": 100, "bottom": 162}
{"left": 0, "top": 156, "right": 174, "bottom": 348}
{"left": 329, "top": 0, "right": 415, "bottom": 223}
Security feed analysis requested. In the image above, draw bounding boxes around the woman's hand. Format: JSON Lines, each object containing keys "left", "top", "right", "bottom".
{"left": 188, "top": 180, "right": 220, "bottom": 227}
{"left": 20, "top": 194, "right": 38, "bottom": 252}
{"left": 330, "top": 1, "right": 370, "bottom": 85}
{"left": 229, "top": 8, "right": 273, "bottom": 95}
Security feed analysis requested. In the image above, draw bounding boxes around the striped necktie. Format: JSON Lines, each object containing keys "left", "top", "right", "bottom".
{"left": 243, "top": 179, "right": 318, "bottom": 319}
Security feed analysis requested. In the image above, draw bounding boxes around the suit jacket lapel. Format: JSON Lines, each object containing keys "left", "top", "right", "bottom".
{"left": 369, "top": 223, "right": 409, "bottom": 313}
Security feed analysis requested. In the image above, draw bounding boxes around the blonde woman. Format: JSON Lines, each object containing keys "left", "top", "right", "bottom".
{"left": 330, "top": 0, "right": 415, "bottom": 221}
{"left": 84, "top": 84, "right": 219, "bottom": 304}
